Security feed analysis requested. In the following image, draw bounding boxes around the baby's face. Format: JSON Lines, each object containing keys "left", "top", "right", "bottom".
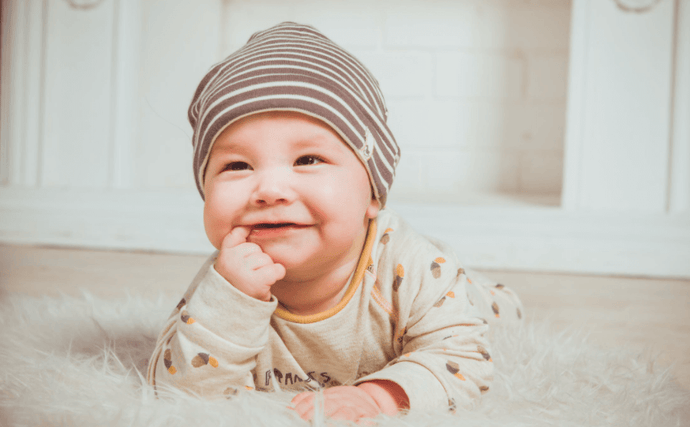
{"left": 203, "top": 111, "right": 379, "bottom": 280}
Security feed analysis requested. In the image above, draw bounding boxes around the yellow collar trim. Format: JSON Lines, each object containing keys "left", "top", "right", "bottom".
{"left": 274, "top": 218, "right": 377, "bottom": 324}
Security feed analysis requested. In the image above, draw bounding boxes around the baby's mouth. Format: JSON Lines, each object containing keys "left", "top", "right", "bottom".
{"left": 248, "top": 223, "right": 310, "bottom": 239}
{"left": 252, "top": 223, "right": 296, "bottom": 229}
{"left": 249, "top": 223, "right": 310, "bottom": 237}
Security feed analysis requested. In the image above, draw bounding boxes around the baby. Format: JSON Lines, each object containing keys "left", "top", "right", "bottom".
{"left": 147, "top": 22, "right": 523, "bottom": 422}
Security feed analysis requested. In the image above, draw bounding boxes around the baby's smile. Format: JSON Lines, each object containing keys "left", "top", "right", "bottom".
{"left": 249, "top": 223, "right": 311, "bottom": 239}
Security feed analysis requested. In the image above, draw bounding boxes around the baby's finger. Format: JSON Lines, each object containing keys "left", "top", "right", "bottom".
{"left": 243, "top": 252, "right": 275, "bottom": 270}
{"left": 272, "top": 263, "right": 286, "bottom": 281}
{"left": 294, "top": 403, "right": 314, "bottom": 421}
{"left": 221, "top": 226, "right": 251, "bottom": 250}
{"left": 355, "top": 414, "right": 377, "bottom": 426}
{"left": 231, "top": 242, "right": 263, "bottom": 258}
{"left": 254, "top": 263, "right": 286, "bottom": 285}
{"left": 291, "top": 392, "right": 314, "bottom": 420}
{"left": 329, "top": 406, "right": 360, "bottom": 421}
{"left": 296, "top": 406, "right": 313, "bottom": 421}
{"left": 291, "top": 391, "right": 313, "bottom": 409}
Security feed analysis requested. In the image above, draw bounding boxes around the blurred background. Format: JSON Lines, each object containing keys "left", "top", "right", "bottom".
{"left": 1, "top": 0, "right": 689, "bottom": 278}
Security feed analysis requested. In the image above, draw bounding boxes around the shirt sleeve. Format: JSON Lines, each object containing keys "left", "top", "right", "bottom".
{"left": 354, "top": 225, "right": 495, "bottom": 411}
{"left": 464, "top": 267, "right": 525, "bottom": 324}
{"left": 146, "top": 254, "right": 278, "bottom": 397}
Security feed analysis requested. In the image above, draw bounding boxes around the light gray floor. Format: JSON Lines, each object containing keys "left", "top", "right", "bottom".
{"left": 2, "top": 243, "right": 689, "bottom": 390}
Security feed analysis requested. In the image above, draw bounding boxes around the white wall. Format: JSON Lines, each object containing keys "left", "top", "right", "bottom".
{"left": 1, "top": 0, "right": 570, "bottom": 199}
{"left": 1, "top": 0, "right": 689, "bottom": 278}
{"left": 221, "top": 0, "right": 570, "bottom": 200}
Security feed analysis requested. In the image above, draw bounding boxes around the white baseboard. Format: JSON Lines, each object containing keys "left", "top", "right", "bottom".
{"left": 1, "top": 187, "right": 689, "bottom": 278}
{"left": 390, "top": 203, "right": 690, "bottom": 279}
{"left": 0, "top": 187, "right": 215, "bottom": 254}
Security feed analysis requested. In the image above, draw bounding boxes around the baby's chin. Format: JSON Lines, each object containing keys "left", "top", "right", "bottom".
{"left": 261, "top": 246, "right": 333, "bottom": 280}
{"left": 265, "top": 249, "right": 316, "bottom": 275}
{"left": 257, "top": 241, "right": 305, "bottom": 263}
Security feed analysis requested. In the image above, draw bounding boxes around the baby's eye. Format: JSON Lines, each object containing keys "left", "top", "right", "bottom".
{"left": 223, "top": 162, "right": 251, "bottom": 172}
{"left": 294, "top": 155, "right": 323, "bottom": 166}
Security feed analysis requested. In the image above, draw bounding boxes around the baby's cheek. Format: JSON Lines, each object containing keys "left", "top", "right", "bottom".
{"left": 203, "top": 198, "right": 231, "bottom": 249}
{"left": 321, "top": 178, "right": 365, "bottom": 209}
{"left": 202, "top": 212, "right": 221, "bottom": 250}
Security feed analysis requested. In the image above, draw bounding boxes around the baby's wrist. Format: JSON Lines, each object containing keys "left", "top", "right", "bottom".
{"left": 357, "top": 380, "right": 409, "bottom": 415}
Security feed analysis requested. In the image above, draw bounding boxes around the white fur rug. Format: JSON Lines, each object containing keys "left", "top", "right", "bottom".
{"left": 0, "top": 291, "right": 688, "bottom": 427}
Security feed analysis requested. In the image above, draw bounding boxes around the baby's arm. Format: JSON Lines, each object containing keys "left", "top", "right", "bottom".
{"left": 354, "top": 242, "right": 496, "bottom": 411}
{"left": 146, "top": 227, "right": 284, "bottom": 396}
{"left": 391, "top": 271, "right": 494, "bottom": 410}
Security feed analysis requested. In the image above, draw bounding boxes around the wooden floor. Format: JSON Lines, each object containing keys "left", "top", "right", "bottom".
{"left": 1, "top": 243, "right": 689, "bottom": 390}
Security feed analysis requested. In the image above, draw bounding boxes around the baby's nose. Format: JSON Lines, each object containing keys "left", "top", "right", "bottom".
{"left": 251, "top": 170, "right": 295, "bottom": 206}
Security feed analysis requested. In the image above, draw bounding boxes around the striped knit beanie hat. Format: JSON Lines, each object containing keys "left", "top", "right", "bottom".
{"left": 188, "top": 22, "right": 400, "bottom": 207}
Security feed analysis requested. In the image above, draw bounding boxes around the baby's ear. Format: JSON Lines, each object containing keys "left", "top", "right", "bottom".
{"left": 366, "top": 198, "right": 380, "bottom": 219}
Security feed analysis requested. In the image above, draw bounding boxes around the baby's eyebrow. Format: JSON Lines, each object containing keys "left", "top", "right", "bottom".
{"left": 211, "top": 140, "right": 248, "bottom": 154}
{"left": 291, "top": 138, "right": 327, "bottom": 149}
{"left": 290, "top": 134, "right": 346, "bottom": 151}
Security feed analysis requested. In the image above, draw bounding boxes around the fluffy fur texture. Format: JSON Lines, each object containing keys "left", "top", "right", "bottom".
{"left": 0, "top": 291, "right": 688, "bottom": 426}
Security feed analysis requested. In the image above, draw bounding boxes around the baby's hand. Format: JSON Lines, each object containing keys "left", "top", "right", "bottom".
{"left": 214, "top": 226, "right": 286, "bottom": 301}
{"left": 291, "top": 386, "right": 382, "bottom": 423}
